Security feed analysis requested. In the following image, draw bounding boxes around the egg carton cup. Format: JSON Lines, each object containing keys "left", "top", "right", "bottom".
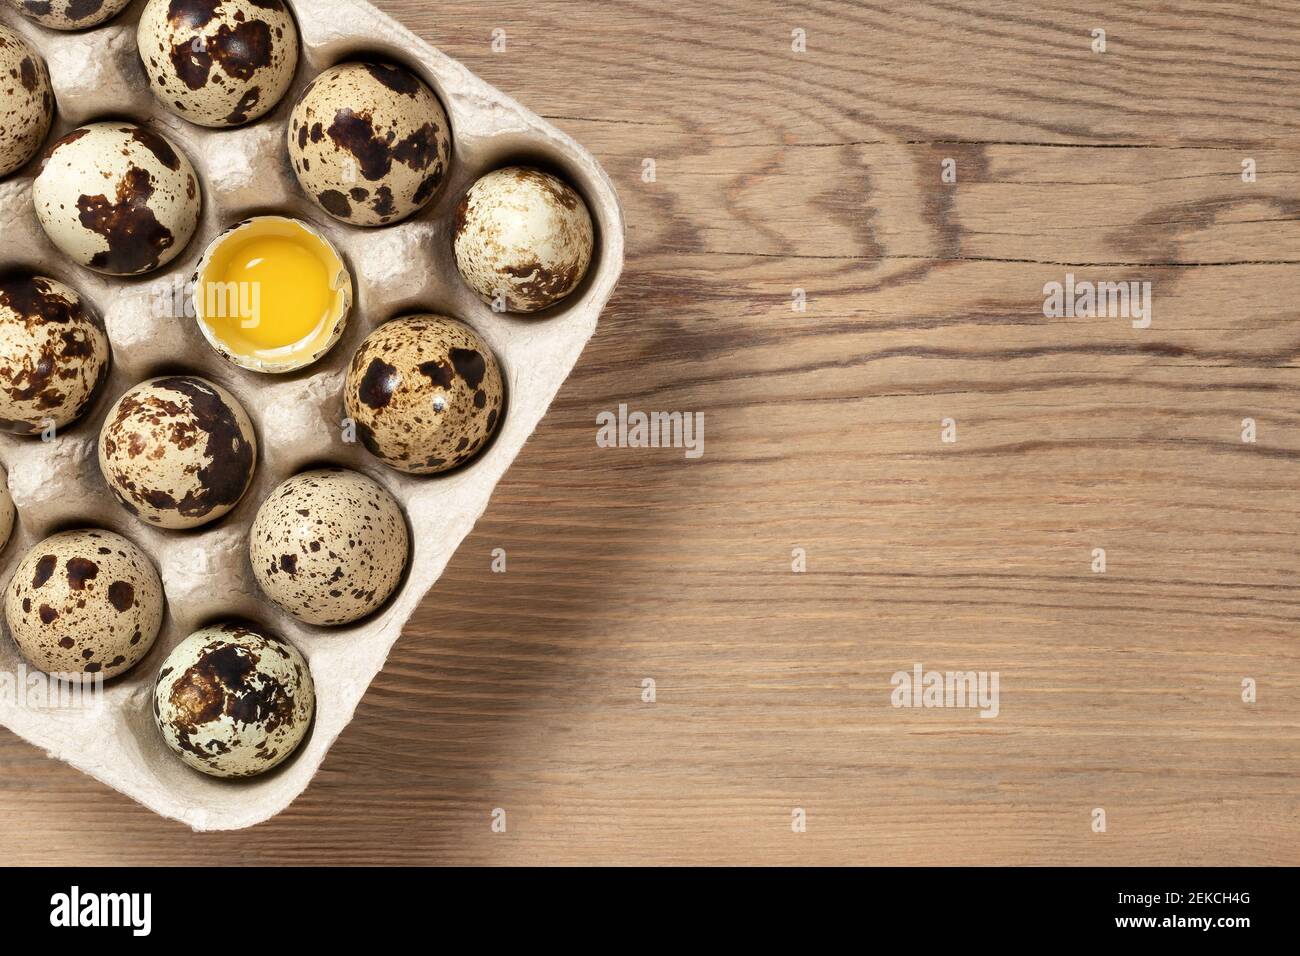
{"left": 0, "top": 0, "right": 623, "bottom": 829}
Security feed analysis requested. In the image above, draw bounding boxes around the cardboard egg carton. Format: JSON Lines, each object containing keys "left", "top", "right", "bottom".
{"left": 0, "top": 0, "right": 623, "bottom": 829}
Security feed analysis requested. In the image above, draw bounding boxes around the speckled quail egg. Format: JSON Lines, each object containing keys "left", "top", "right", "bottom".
{"left": 344, "top": 314, "right": 503, "bottom": 475}
{"left": 288, "top": 61, "right": 451, "bottom": 226}
{"left": 99, "top": 375, "right": 257, "bottom": 530}
{"left": 250, "top": 468, "right": 408, "bottom": 626}
{"left": 453, "top": 166, "right": 594, "bottom": 313}
{"left": 34, "top": 122, "right": 201, "bottom": 275}
{"left": 137, "top": 0, "right": 300, "bottom": 128}
{"left": 0, "top": 24, "right": 53, "bottom": 178}
{"left": 7, "top": 0, "right": 133, "bottom": 30}
{"left": 0, "top": 464, "right": 14, "bottom": 555}
{"left": 4, "top": 528, "right": 164, "bottom": 680}
{"left": 0, "top": 275, "right": 110, "bottom": 435}
{"left": 153, "top": 622, "right": 314, "bottom": 778}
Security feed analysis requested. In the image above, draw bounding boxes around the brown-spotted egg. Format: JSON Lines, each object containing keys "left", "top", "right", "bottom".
{"left": 98, "top": 375, "right": 257, "bottom": 530}
{"left": 153, "top": 622, "right": 314, "bottom": 778}
{"left": 33, "top": 122, "right": 201, "bottom": 275}
{"left": 137, "top": 0, "right": 300, "bottom": 127}
{"left": 288, "top": 61, "right": 451, "bottom": 226}
{"left": 0, "top": 275, "right": 110, "bottom": 435}
{"left": 6, "top": 0, "right": 132, "bottom": 30}
{"left": 452, "top": 166, "right": 594, "bottom": 313}
{"left": 0, "top": 463, "right": 14, "bottom": 555}
{"left": 3, "top": 528, "right": 164, "bottom": 680}
{"left": 344, "top": 314, "right": 503, "bottom": 474}
{"left": 250, "top": 468, "right": 408, "bottom": 625}
{"left": 0, "top": 24, "right": 53, "bottom": 178}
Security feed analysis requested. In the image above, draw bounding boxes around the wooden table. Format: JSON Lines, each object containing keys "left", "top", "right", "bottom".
{"left": 3, "top": 0, "right": 1298, "bottom": 865}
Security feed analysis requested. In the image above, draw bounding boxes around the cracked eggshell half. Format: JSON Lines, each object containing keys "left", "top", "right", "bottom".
{"left": 137, "top": 0, "right": 300, "bottom": 128}
{"left": 192, "top": 216, "right": 352, "bottom": 373}
{"left": 3, "top": 528, "right": 164, "bottom": 681}
{"left": 0, "top": 24, "right": 54, "bottom": 178}
{"left": 288, "top": 60, "right": 451, "bottom": 226}
{"left": 33, "top": 122, "right": 201, "bottom": 276}
{"left": 98, "top": 375, "right": 257, "bottom": 529}
{"left": 153, "top": 622, "right": 314, "bottom": 778}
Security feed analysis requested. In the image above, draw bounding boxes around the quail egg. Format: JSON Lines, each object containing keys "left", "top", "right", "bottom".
{"left": 137, "top": 0, "right": 299, "bottom": 127}
{"left": 153, "top": 622, "right": 314, "bottom": 778}
{"left": 99, "top": 375, "right": 257, "bottom": 530}
{"left": 0, "top": 464, "right": 14, "bottom": 555}
{"left": 0, "top": 24, "right": 53, "bottom": 178}
{"left": 0, "top": 275, "right": 110, "bottom": 435}
{"left": 288, "top": 61, "right": 451, "bottom": 226}
{"left": 34, "top": 122, "right": 201, "bottom": 275}
{"left": 344, "top": 314, "right": 503, "bottom": 474}
{"left": 250, "top": 468, "right": 408, "bottom": 626}
{"left": 4, "top": 528, "right": 164, "bottom": 680}
{"left": 452, "top": 166, "right": 594, "bottom": 313}
{"left": 192, "top": 215, "right": 352, "bottom": 373}
{"left": 7, "top": 0, "right": 133, "bottom": 30}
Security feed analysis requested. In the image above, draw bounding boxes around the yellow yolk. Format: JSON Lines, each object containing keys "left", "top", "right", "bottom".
{"left": 197, "top": 218, "right": 349, "bottom": 371}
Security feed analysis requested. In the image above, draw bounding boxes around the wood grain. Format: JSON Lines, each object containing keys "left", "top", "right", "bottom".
{"left": 2, "top": 0, "right": 1299, "bottom": 865}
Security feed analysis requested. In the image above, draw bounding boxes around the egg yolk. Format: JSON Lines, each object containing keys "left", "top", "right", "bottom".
{"left": 198, "top": 219, "right": 348, "bottom": 367}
